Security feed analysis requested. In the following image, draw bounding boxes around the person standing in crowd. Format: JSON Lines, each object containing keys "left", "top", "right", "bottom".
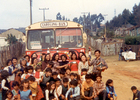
{"left": 81, "top": 74, "right": 94, "bottom": 100}
{"left": 78, "top": 52, "right": 85, "bottom": 61}
{"left": 131, "top": 86, "right": 140, "bottom": 100}
{"left": 19, "top": 58, "right": 27, "bottom": 73}
{"left": 93, "top": 75, "right": 107, "bottom": 100}
{"left": 31, "top": 57, "right": 38, "bottom": 70}
{"left": 78, "top": 54, "right": 89, "bottom": 76}
{"left": 106, "top": 79, "right": 117, "bottom": 100}
{"left": 52, "top": 53, "right": 60, "bottom": 73}
{"left": 69, "top": 50, "right": 75, "bottom": 60}
{"left": 69, "top": 52, "right": 79, "bottom": 73}
{"left": 89, "top": 50, "right": 108, "bottom": 81}
{"left": 128, "top": 46, "right": 132, "bottom": 51}
{"left": 118, "top": 47, "right": 123, "bottom": 61}
{"left": 8, "top": 57, "right": 19, "bottom": 89}
{"left": 88, "top": 47, "right": 92, "bottom": 61}
{"left": 24, "top": 55, "right": 30, "bottom": 66}
{"left": 1, "top": 70, "right": 10, "bottom": 100}
{"left": 59, "top": 54, "right": 69, "bottom": 72}
{"left": 41, "top": 53, "right": 46, "bottom": 61}
{"left": 4, "top": 59, "right": 12, "bottom": 71}
{"left": 124, "top": 47, "right": 127, "bottom": 52}
{"left": 137, "top": 48, "right": 140, "bottom": 60}
{"left": 42, "top": 53, "right": 51, "bottom": 71}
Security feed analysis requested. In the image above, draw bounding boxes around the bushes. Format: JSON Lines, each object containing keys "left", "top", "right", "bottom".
{"left": 125, "top": 36, "right": 140, "bottom": 45}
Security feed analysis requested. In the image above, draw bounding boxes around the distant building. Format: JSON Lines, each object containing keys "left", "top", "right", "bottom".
{"left": 0, "top": 28, "right": 25, "bottom": 41}
{"left": 0, "top": 37, "right": 8, "bottom": 46}
{"left": 114, "top": 24, "right": 134, "bottom": 36}
{"left": 125, "top": 25, "right": 140, "bottom": 36}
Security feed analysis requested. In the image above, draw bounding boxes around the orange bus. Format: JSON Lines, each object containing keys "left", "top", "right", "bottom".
{"left": 25, "top": 20, "right": 87, "bottom": 59}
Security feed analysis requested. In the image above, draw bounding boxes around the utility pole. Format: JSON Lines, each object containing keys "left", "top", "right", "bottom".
{"left": 29, "top": 0, "right": 32, "bottom": 25}
{"left": 81, "top": 12, "right": 89, "bottom": 32}
{"left": 103, "top": 14, "right": 108, "bottom": 42}
{"left": 39, "top": 8, "right": 49, "bottom": 21}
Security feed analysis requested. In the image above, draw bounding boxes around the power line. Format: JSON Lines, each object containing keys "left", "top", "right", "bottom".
{"left": 29, "top": 0, "right": 32, "bottom": 25}
{"left": 39, "top": 8, "right": 49, "bottom": 21}
{"left": 81, "top": 12, "right": 89, "bottom": 32}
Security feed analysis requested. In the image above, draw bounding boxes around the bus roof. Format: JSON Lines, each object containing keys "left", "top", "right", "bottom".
{"left": 26, "top": 20, "right": 83, "bottom": 30}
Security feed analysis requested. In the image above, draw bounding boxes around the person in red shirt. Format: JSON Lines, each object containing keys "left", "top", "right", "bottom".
{"left": 69, "top": 52, "right": 79, "bottom": 73}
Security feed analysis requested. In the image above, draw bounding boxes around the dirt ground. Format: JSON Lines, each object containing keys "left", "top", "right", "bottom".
{"left": 88, "top": 46, "right": 140, "bottom": 100}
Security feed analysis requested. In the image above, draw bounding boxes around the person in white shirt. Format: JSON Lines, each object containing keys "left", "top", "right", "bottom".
{"left": 8, "top": 57, "right": 20, "bottom": 89}
{"left": 45, "top": 81, "right": 58, "bottom": 100}
{"left": 4, "top": 59, "right": 12, "bottom": 71}
{"left": 55, "top": 78, "right": 62, "bottom": 99}
{"left": 1, "top": 70, "right": 10, "bottom": 100}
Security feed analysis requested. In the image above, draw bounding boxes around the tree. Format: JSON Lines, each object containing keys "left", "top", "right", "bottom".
{"left": 78, "top": 16, "right": 83, "bottom": 25}
{"left": 5, "top": 34, "right": 18, "bottom": 45}
{"left": 73, "top": 17, "right": 79, "bottom": 23}
{"left": 62, "top": 16, "right": 65, "bottom": 20}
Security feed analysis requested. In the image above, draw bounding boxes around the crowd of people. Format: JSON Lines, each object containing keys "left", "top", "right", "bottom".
{"left": 0, "top": 49, "right": 119, "bottom": 100}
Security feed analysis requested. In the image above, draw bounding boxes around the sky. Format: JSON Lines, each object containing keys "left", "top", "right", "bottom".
{"left": 0, "top": 0, "right": 140, "bottom": 29}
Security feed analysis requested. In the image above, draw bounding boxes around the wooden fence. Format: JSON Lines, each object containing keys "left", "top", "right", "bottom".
{"left": 87, "top": 35, "right": 124, "bottom": 56}
{"left": 0, "top": 42, "right": 25, "bottom": 67}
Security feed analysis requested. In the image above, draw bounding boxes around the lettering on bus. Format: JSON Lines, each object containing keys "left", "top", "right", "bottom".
{"left": 40, "top": 22, "right": 68, "bottom": 27}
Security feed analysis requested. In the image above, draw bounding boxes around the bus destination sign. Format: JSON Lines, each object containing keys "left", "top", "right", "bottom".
{"left": 40, "top": 22, "right": 68, "bottom": 28}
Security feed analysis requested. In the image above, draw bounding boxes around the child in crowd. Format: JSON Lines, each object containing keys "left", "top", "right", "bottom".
{"left": 34, "top": 65, "right": 43, "bottom": 84}
{"left": 65, "top": 68, "right": 71, "bottom": 79}
{"left": 49, "top": 72, "right": 58, "bottom": 82}
{"left": 18, "top": 79, "right": 33, "bottom": 100}
{"left": 44, "top": 61, "right": 54, "bottom": 72}
{"left": 81, "top": 74, "right": 94, "bottom": 100}
{"left": 45, "top": 81, "right": 58, "bottom": 100}
{"left": 1, "top": 70, "right": 10, "bottom": 100}
{"left": 61, "top": 78, "right": 69, "bottom": 100}
{"left": 6, "top": 90, "right": 14, "bottom": 100}
{"left": 93, "top": 75, "right": 106, "bottom": 100}
{"left": 131, "top": 86, "right": 140, "bottom": 100}
{"left": 25, "top": 66, "right": 34, "bottom": 79}
{"left": 55, "top": 78, "right": 62, "bottom": 99}
{"left": 21, "top": 67, "right": 28, "bottom": 81}
{"left": 106, "top": 79, "right": 117, "bottom": 100}
{"left": 66, "top": 80, "right": 80, "bottom": 100}
{"left": 69, "top": 73, "right": 76, "bottom": 82}
{"left": 58, "top": 70, "right": 65, "bottom": 82}
{"left": 40, "top": 68, "right": 52, "bottom": 93}
{"left": 12, "top": 81, "right": 20, "bottom": 100}
{"left": 81, "top": 68, "right": 88, "bottom": 82}
{"left": 28, "top": 76, "right": 44, "bottom": 100}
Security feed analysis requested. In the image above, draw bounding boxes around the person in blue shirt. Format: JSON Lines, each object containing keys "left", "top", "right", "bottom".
{"left": 118, "top": 47, "right": 123, "bottom": 61}
{"left": 65, "top": 80, "right": 80, "bottom": 100}
{"left": 106, "top": 79, "right": 117, "bottom": 100}
{"left": 131, "top": 86, "right": 140, "bottom": 100}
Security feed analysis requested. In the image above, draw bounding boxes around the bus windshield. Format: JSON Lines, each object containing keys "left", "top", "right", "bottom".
{"left": 56, "top": 28, "right": 83, "bottom": 48}
{"left": 27, "top": 29, "right": 55, "bottom": 49}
